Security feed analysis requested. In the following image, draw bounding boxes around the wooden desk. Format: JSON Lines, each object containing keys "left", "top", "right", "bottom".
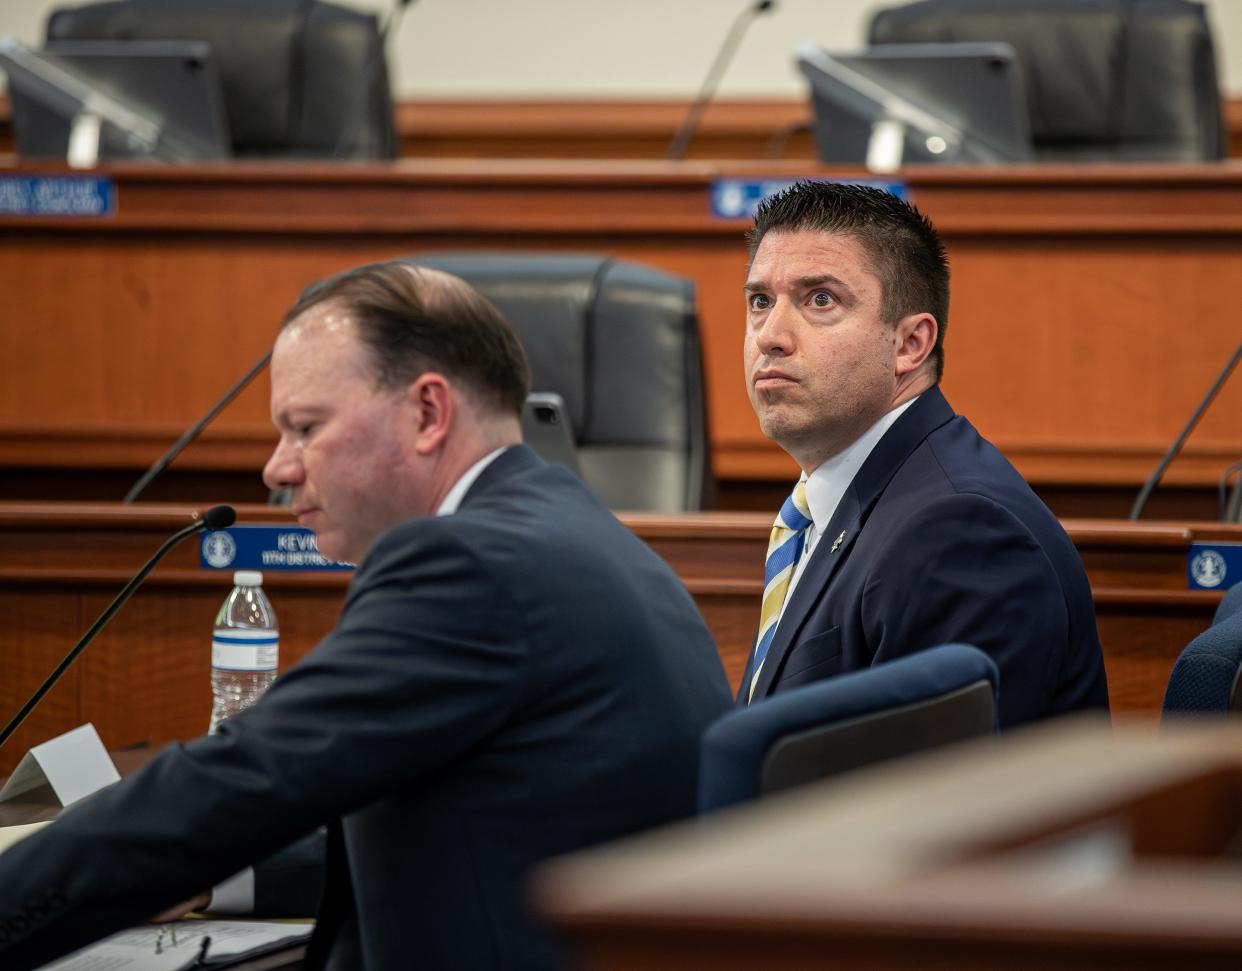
{"left": 534, "top": 718, "right": 1242, "bottom": 971}
{"left": 2, "top": 160, "right": 1241, "bottom": 518}
{"left": 0, "top": 502, "right": 1232, "bottom": 773}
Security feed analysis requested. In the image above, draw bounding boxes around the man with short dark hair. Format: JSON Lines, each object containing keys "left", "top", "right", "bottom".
{"left": 0, "top": 260, "right": 733, "bottom": 970}
{"left": 739, "top": 181, "right": 1108, "bottom": 725}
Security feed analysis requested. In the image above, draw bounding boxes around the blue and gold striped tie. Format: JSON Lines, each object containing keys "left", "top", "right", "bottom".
{"left": 749, "top": 480, "right": 813, "bottom": 702}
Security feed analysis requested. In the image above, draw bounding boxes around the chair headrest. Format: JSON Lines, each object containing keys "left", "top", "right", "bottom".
{"left": 411, "top": 254, "right": 698, "bottom": 447}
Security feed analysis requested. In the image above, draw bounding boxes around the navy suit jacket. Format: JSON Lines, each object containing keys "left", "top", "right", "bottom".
{"left": 0, "top": 446, "right": 733, "bottom": 970}
{"left": 740, "top": 389, "right": 1109, "bottom": 726}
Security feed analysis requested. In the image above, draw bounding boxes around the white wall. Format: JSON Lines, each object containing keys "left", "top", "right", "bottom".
{"left": 3, "top": 0, "right": 1240, "bottom": 98}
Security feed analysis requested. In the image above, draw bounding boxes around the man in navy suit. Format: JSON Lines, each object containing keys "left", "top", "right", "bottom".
{"left": 738, "top": 181, "right": 1108, "bottom": 726}
{"left": 0, "top": 261, "right": 732, "bottom": 969}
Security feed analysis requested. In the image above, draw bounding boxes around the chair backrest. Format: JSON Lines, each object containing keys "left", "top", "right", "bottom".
{"left": 46, "top": 0, "right": 395, "bottom": 159}
{"left": 1163, "top": 583, "right": 1242, "bottom": 716}
{"left": 868, "top": 0, "right": 1224, "bottom": 162}
{"left": 698, "top": 644, "right": 999, "bottom": 813}
{"left": 412, "top": 253, "right": 711, "bottom": 513}
{"left": 1213, "top": 582, "right": 1242, "bottom": 625}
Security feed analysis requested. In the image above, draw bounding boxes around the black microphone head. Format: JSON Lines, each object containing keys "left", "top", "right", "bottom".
{"left": 755, "top": 0, "right": 775, "bottom": 12}
{"left": 202, "top": 505, "right": 237, "bottom": 531}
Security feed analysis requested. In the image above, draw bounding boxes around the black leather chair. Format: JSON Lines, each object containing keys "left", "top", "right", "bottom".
{"left": 698, "top": 644, "right": 999, "bottom": 813}
{"left": 45, "top": 0, "right": 396, "bottom": 159}
{"left": 413, "top": 254, "right": 712, "bottom": 513}
{"left": 868, "top": 0, "right": 1225, "bottom": 162}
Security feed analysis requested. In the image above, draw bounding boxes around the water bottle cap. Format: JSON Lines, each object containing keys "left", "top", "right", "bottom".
{"left": 233, "top": 570, "right": 263, "bottom": 587}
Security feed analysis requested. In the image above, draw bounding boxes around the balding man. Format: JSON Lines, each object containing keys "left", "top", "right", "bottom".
{"left": 0, "top": 261, "right": 732, "bottom": 970}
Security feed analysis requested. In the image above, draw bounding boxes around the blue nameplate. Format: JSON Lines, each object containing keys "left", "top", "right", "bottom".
{"left": 1187, "top": 543, "right": 1242, "bottom": 590}
{"left": 710, "top": 178, "right": 907, "bottom": 219}
{"left": 0, "top": 175, "right": 115, "bottom": 217}
{"left": 200, "top": 525, "right": 355, "bottom": 572}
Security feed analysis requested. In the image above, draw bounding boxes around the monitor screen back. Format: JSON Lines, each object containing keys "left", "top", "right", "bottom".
{"left": 801, "top": 42, "right": 1032, "bottom": 165}
{"left": 10, "top": 39, "right": 230, "bottom": 161}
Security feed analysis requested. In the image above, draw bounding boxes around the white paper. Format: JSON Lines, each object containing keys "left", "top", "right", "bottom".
{"left": 0, "top": 724, "right": 119, "bottom": 807}
{"left": 38, "top": 919, "right": 312, "bottom": 970}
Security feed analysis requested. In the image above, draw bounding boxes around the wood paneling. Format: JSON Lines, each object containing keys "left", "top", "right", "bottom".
{"left": 2, "top": 160, "right": 1242, "bottom": 512}
{"left": 393, "top": 99, "right": 815, "bottom": 160}
{"left": 0, "top": 503, "right": 1233, "bottom": 773}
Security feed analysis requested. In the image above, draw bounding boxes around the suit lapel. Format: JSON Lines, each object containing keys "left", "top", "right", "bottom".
{"left": 748, "top": 388, "right": 959, "bottom": 702}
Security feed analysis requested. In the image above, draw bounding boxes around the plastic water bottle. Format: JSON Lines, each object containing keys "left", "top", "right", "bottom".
{"left": 209, "top": 570, "right": 279, "bottom": 733}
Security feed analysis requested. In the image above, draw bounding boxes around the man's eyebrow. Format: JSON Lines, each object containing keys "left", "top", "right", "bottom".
{"left": 272, "top": 403, "right": 321, "bottom": 427}
{"left": 795, "top": 273, "right": 851, "bottom": 291}
{"left": 743, "top": 274, "right": 854, "bottom": 293}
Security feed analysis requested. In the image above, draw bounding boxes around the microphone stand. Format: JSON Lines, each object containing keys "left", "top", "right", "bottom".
{"left": 123, "top": 350, "right": 271, "bottom": 504}
{"left": 1130, "top": 339, "right": 1242, "bottom": 521}
{"left": 665, "top": 0, "right": 776, "bottom": 161}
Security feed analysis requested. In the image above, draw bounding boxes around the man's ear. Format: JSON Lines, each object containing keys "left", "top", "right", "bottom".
{"left": 408, "top": 373, "right": 454, "bottom": 455}
{"left": 895, "top": 313, "right": 937, "bottom": 377}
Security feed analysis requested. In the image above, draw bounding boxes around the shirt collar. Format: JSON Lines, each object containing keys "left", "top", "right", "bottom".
{"left": 802, "top": 396, "right": 921, "bottom": 533}
{"left": 436, "top": 447, "right": 509, "bottom": 516}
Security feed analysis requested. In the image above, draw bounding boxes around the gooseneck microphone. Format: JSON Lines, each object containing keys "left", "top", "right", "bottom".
{"left": 1130, "top": 339, "right": 1242, "bottom": 521}
{"left": 124, "top": 351, "right": 271, "bottom": 504}
{"left": 0, "top": 505, "right": 237, "bottom": 750}
{"left": 665, "top": 0, "right": 777, "bottom": 161}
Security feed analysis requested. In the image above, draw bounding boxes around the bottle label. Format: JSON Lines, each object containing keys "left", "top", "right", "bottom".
{"left": 212, "top": 629, "right": 279, "bottom": 672}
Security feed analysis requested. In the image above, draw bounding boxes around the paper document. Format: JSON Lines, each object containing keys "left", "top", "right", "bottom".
{"left": 0, "top": 820, "right": 51, "bottom": 855}
{"left": 38, "top": 919, "right": 312, "bottom": 970}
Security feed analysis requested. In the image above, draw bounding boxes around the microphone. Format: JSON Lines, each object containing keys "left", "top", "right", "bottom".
{"left": 124, "top": 350, "right": 271, "bottom": 504}
{"left": 0, "top": 505, "right": 237, "bottom": 750}
{"left": 1130, "top": 339, "right": 1242, "bottom": 520}
{"left": 665, "top": 0, "right": 777, "bottom": 161}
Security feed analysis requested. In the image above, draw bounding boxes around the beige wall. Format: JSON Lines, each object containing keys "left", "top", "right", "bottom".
{"left": 2, "top": 0, "right": 1240, "bottom": 98}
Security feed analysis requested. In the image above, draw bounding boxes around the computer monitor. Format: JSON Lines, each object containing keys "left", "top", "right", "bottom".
{"left": 796, "top": 42, "right": 1033, "bottom": 171}
{"left": 0, "top": 37, "right": 231, "bottom": 165}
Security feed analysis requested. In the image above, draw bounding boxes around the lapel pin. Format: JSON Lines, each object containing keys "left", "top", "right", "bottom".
{"left": 830, "top": 530, "right": 846, "bottom": 553}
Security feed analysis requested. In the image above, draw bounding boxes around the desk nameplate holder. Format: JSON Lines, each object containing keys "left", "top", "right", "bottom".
{"left": 0, "top": 723, "right": 120, "bottom": 807}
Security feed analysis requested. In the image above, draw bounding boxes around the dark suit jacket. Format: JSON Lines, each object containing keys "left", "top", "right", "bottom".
{"left": 0, "top": 446, "right": 732, "bottom": 970}
{"left": 739, "top": 389, "right": 1109, "bottom": 726}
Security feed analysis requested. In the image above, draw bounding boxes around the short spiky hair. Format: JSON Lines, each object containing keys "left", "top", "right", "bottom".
{"left": 747, "top": 181, "right": 950, "bottom": 380}
{"left": 283, "top": 261, "right": 531, "bottom": 419}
